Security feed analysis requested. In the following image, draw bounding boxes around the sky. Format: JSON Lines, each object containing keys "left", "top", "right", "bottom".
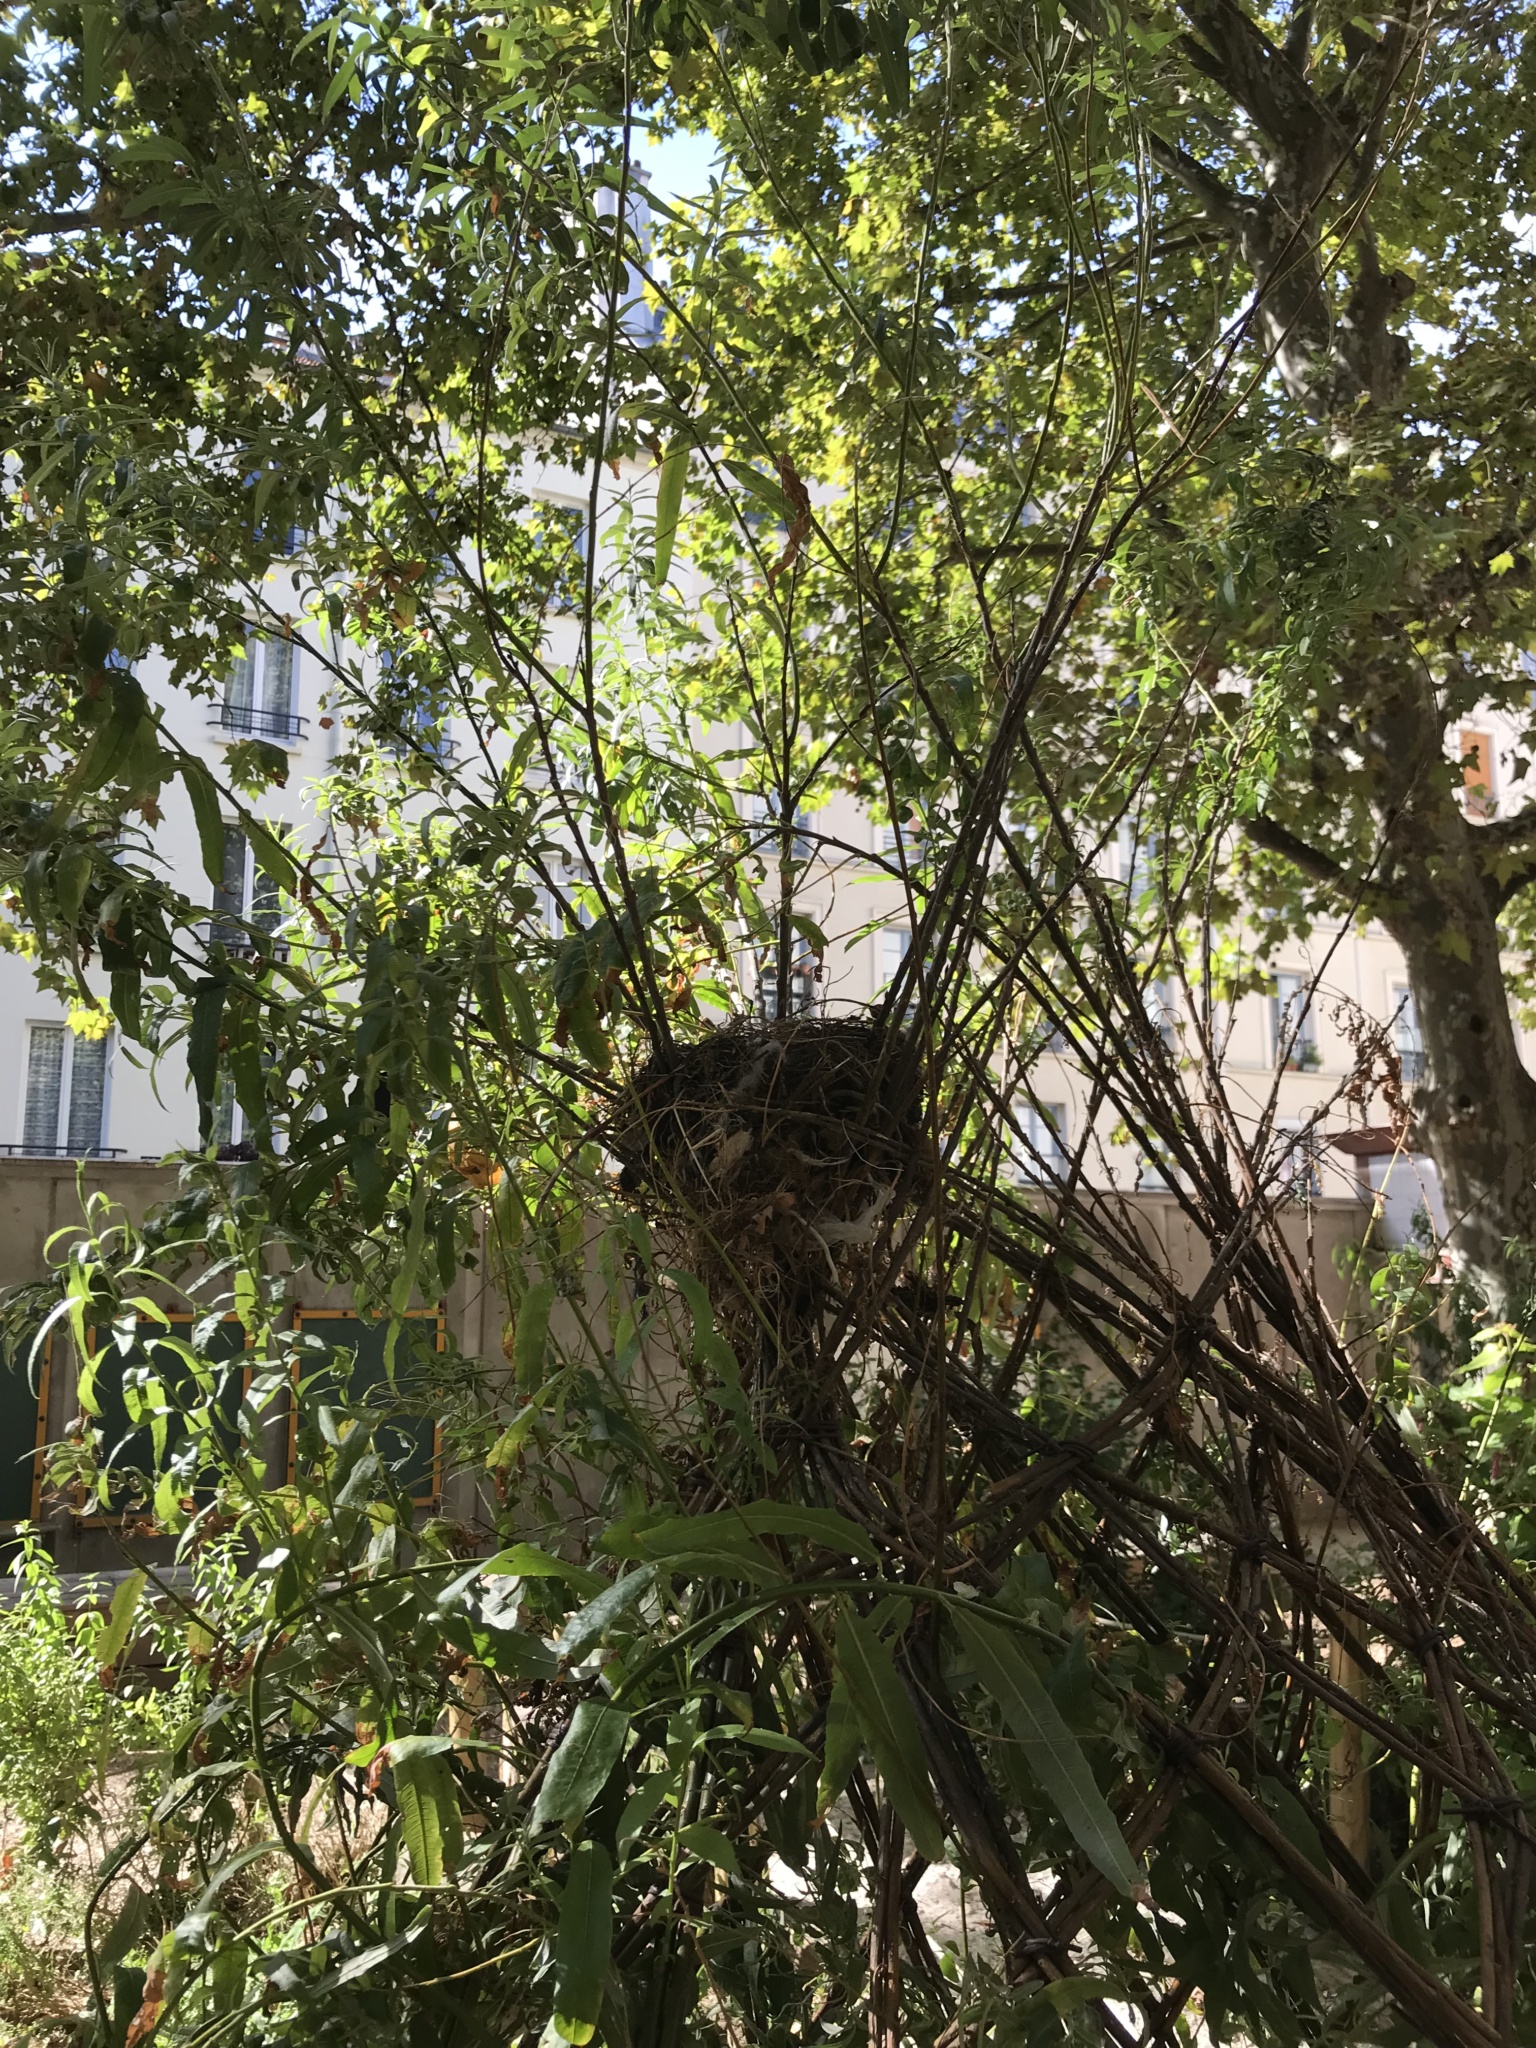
{"left": 635, "top": 127, "right": 723, "bottom": 206}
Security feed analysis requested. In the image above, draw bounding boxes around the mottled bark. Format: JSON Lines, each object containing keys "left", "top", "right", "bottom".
{"left": 1363, "top": 663, "right": 1536, "bottom": 1306}
{"left": 1149, "top": 0, "right": 1536, "bottom": 1301}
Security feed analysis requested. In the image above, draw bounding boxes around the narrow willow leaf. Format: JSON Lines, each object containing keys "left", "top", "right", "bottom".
{"left": 514, "top": 1279, "right": 556, "bottom": 1391}
{"left": 835, "top": 1606, "right": 945, "bottom": 1862}
{"left": 867, "top": 2, "right": 911, "bottom": 113}
{"left": 97, "top": 1882, "right": 151, "bottom": 1968}
{"left": 616, "top": 1765, "right": 676, "bottom": 1849}
{"left": 556, "top": 1568, "right": 655, "bottom": 1661}
{"left": 534, "top": 1701, "right": 630, "bottom": 1832}
{"left": 553, "top": 1839, "right": 614, "bottom": 2044}
{"left": 952, "top": 1607, "right": 1140, "bottom": 1895}
{"left": 392, "top": 1744, "right": 462, "bottom": 1886}
{"left": 180, "top": 757, "right": 226, "bottom": 888}
{"left": 482, "top": 1543, "right": 602, "bottom": 1594}
{"left": 816, "top": 1670, "right": 860, "bottom": 1822}
{"left": 653, "top": 440, "right": 688, "bottom": 586}
{"left": 246, "top": 818, "right": 297, "bottom": 896}
{"left": 735, "top": 1501, "right": 878, "bottom": 1561}
{"left": 95, "top": 1571, "right": 147, "bottom": 1673}
{"left": 676, "top": 1821, "right": 740, "bottom": 1874}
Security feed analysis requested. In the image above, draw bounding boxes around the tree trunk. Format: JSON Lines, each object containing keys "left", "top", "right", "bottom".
{"left": 1364, "top": 663, "right": 1536, "bottom": 1309}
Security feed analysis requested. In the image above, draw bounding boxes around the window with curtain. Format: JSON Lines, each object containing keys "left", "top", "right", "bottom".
{"left": 209, "top": 826, "right": 288, "bottom": 954}
{"left": 22, "top": 1024, "right": 110, "bottom": 1155}
{"left": 1272, "top": 972, "right": 1320, "bottom": 1070}
{"left": 1014, "top": 1103, "right": 1068, "bottom": 1180}
{"left": 750, "top": 792, "right": 814, "bottom": 861}
{"left": 757, "top": 957, "right": 818, "bottom": 1019}
{"left": 218, "top": 631, "right": 303, "bottom": 740}
{"left": 1392, "top": 985, "right": 1425, "bottom": 1082}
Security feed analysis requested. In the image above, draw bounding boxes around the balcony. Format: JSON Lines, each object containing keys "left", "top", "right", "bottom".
{"left": 203, "top": 922, "right": 291, "bottom": 965}
{"left": 1, "top": 1144, "right": 126, "bottom": 1159}
{"left": 210, "top": 704, "right": 308, "bottom": 743}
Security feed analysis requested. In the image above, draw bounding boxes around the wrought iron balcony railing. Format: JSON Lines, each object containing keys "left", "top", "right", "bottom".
{"left": 210, "top": 704, "right": 308, "bottom": 742}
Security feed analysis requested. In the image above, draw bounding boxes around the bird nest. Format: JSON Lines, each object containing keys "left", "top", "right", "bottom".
{"left": 613, "top": 1017, "right": 923, "bottom": 1299}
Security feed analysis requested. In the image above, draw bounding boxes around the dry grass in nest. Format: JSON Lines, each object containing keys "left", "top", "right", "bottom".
{"left": 613, "top": 1017, "right": 923, "bottom": 1306}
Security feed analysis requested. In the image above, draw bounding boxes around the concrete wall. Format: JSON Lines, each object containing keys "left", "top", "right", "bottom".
{"left": 0, "top": 1159, "right": 1379, "bottom": 1578}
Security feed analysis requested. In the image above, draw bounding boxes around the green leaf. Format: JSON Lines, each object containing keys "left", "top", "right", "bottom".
{"left": 601, "top": 1509, "right": 783, "bottom": 1580}
{"left": 95, "top": 1571, "right": 147, "bottom": 1673}
{"left": 867, "top": 2, "right": 911, "bottom": 113}
{"left": 80, "top": 0, "right": 120, "bottom": 106}
{"left": 208, "top": 1942, "right": 247, "bottom": 2013}
{"left": 513, "top": 1279, "right": 556, "bottom": 1391}
{"left": 533, "top": 1702, "right": 630, "bottom": 1831}
{"left": 97, "top": 1882, "right": 152, "bottom": 1968}
{"left": 723, "top": 459, "right": 789, "bottom": 517}
{"left": 734, "top": 1501, "right": 878, "bottom": 1561}
{"left": 246, "top": 818, "right": 297, "bottom": 897}
{"left": 675, "top": 1821, "right": 740, "bottom": 1874}
{"left": 951, "top": 1607, "right": 1141, "bottom": 1894}
{"left": 616, "top": 1766, "right": 676, "bottom": 1848}
{"left": 391, "top": 1741, "right": 462, "bottom": 1886}
{"left": 556, "top": 1568, "right": 655, "bottom": 1660}
{"left": 482, "top": 1543, "right": 603, "bottom": 1594}
{"left": 75, "top": 675, "right": 149, "bottom": 793}
{"left": 740, "top": 1727, "right": 813, "bottom": 1757}
{"left": 817, "top": 1669, "right": 860, "bottom": 1821}
{"left": 553, "top": 1839, "right": 613, "bottom": 2044}
{"left": 834, "top": 1605, "right": 944, "bottom": 1862}
{"left": 181, "top": 758, "right": 227, "bottom": 889}
{"left": 653, "top": 440, "right": 689, "bottom": 586}
{"left": 186, "top": 979, "right": 227, "bottom": 1145}
{"left": 55, "top": 842, "right": 92, "bottom": 923}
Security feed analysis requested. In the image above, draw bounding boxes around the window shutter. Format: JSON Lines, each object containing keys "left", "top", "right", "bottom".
{"left": 23, "top": 1025, "right": 65, "bottom": 1151}
{"left": 65, "top": 1032, "right": 108, "bottom": 1155}
{"left": 1460, "top": 728, "right": 1494, "bottom": 819}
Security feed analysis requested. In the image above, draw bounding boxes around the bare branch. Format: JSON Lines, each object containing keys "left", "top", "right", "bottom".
{"left": 1176, "top": 0, "right": 1348, "bottom": 170}
{"left": 1146, "top": 132, "right": 1252, "bottom": 237}
{"left": 1242, "top": 812, "right": 1352, "bottom": 887}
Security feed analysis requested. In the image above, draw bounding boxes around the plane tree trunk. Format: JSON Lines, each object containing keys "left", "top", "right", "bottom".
{"left": 1364, "top": 664, "right": 1536, "bottom": 1306}
{"left": 1146, "top": 0, "right": 1536, "bottom": 1306}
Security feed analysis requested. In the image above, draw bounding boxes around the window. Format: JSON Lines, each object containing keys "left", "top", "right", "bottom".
{"left": 1276, "top": 1120, "right": 1321, "bottom": 1198}
{"left": 881, "top": 927, "right": 912, "bottom": 986}
{"left": 538, "top": 502, "right": 592, "bottom": 613}
{"left": 1272, "top": 972, "right": 1319, "bottom": 1070}
{"left": 595, "top": 172, "right": 661, "bottom": 343}
{"left": 879, "top": 812, "right": 919, "bottom": 856}
{"left": 211, "top": 1076, "right": 255, "bottom": 1159}
{"left": 1392, "top": 986, "right": 1425, "bottom": 1083}
{"left": 1460, "top": 728, "right": 1495, "bottom": 820}
{"left": 1013, "top": 1103, "right": 1068, "bottom": 1181}
{"left": 1146, "top": 977, "right": 1179, "bottom": 1052}
{"left": 378, "top": 653, "right": 453, "bottom": 763}
{"left": 540, "top": 860, "right": 596, "bottom": 935}
{"left": 750, "top": 793, "right": 814, "bottom": 862}
{"left": 1137, "top": 1146, "right": 1177, "bottom": 1192}
{"left": 209, "top": 826, "right": 287, "bottom": 957}
{"left": 757, "top": 956, "right": 818, "bottom": 1018}
{"left": 21, "top": 1024, "right": 112, "bottom": 1157}
{"left": 217, "top": 630, "right": 305, "bottom": 742}
{"left": 1118, "top": 823, "right": 1159, "bottom": 905}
